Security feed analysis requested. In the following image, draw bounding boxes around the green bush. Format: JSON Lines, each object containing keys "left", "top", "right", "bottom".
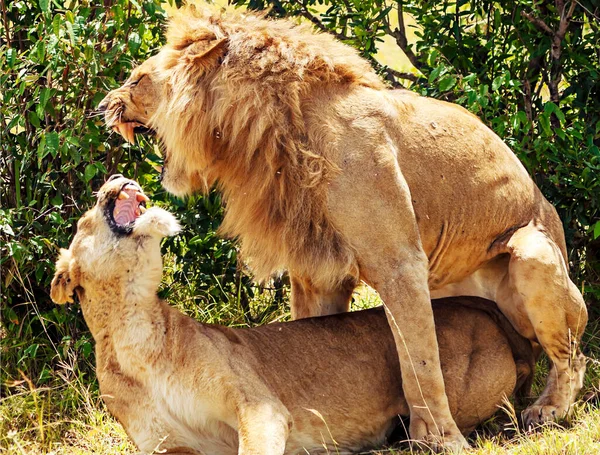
{"left": 2, "top": 0, "right": 598, "bottom": 393}
{"left": 0, "top": 0, "right": 248, "bottom": 388}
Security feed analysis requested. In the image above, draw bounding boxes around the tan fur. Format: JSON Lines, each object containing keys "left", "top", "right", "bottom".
{"left": 51, "top": 177, "right": 534, "bottom": 455}
{"left": 99, "top": 5, "right": 588, "bottom": 447}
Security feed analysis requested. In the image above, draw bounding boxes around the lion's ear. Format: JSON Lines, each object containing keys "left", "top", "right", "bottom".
{"left": 50, "top": 248, "right": 80, "bottom": 304}
{"left": 186, "top": 38, "right": 228, "bottom": 68}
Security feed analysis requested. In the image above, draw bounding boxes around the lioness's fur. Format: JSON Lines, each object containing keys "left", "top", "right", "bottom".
{"left": 51, "top": 177, "right": 534, "bottom": 455}
{"left": 99, "top": 5, "right": 587, "bottom": 447}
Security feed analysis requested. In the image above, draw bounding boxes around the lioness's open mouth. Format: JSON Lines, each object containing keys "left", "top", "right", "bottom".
{"left": 111, "top": 122, "right": 155, "bottom": 144}
{"left": 105, "top": 182, "right": 149, "bottom": 234}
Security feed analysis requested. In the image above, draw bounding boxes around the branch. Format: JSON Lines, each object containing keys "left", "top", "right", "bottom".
{"left": 522, "top": 1, "right": 578, "bottom": 104}
{"left": 384, "top": 66, "right": 420, "bottom": 83}
{"left": 520, "top": 10, "right": 553, "bottom": 35}
{"left": 387, "top": 0, "right": 423, "bottom": 71}
{"left": 296, "top": 8, "right": 348, "bottom": 42}
{"left": 552, "top": 0, "right": 577, "bottom": 60}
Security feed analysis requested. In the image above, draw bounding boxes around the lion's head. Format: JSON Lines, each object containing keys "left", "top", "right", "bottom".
{"left": 99, "top": 5, "right": 383, "bottom": 198}
{"left": 50, "top": 175, "right": 179, "bottom": 305}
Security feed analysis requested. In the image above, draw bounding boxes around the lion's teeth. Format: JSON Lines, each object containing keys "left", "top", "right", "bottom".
{"left": 139, "top": 205, "right": 147, "bottom": 214}
{"left": 126, "top": 123, "right": 135, "bottom": 144}
{"left": 118, "top": 191, "right": 130, "bottom": 200}
{"left": 136, "top": 192, "right": 150, "bottom": 202}
{"left": 117, "top": 123, "right": 127, "bottom": 139}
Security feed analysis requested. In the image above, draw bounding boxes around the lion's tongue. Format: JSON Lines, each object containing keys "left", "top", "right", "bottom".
{"left": 114, "top": 188, "right": 139, "bottom": 226}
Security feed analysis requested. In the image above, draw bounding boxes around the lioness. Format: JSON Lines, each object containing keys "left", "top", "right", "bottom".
{"left": 99, "top": 5, "right": 587, "bottom": 449}
{"left": 51, "top": 176, "right": 534, "bottom": 455}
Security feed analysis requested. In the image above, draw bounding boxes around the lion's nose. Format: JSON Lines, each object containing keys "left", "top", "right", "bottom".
{"left": 97, "top": 96, "right": 110, "bottom": 113}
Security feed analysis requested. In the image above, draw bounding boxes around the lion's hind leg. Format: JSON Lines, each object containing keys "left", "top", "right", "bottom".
{"left": 501, "top": 223, "right": 588, "bottom": 428}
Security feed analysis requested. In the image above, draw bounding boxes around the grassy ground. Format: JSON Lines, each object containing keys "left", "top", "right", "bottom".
{"left": 2, "top": 282, "right": 600, "bottom": 454}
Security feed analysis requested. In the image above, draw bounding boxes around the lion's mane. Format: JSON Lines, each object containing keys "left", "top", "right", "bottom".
{"left": 151, "top": 6, "right": 385, "bottom": 284}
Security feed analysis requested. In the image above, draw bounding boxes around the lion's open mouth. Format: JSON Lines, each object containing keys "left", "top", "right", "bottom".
{"left": 106, "top": 182, "right": 149, "bottom": 234}
{"left": 112, "top": 122, "right": 155, "bottom": 144}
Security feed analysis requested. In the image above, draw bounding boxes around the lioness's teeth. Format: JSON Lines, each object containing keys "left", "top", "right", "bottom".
{"left": 118, "top": 191, "right": 130, "bottom": 200}
{"left": 139, "top": 205, "right": 147, "bottom": 213}
{"left": 136, "top": 192, "right": 150, "bottom": 203}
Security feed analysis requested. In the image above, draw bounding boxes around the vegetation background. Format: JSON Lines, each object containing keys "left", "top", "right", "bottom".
{"left": 1, "top": 0, "right": 599, "bottom": 453}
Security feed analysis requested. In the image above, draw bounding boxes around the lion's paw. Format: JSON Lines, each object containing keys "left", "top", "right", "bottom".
{"left": 522, "top": 404, "right": 567, "bottom": 429}
{"left": 410, "top": 415, "right": 469, "bottom": 453}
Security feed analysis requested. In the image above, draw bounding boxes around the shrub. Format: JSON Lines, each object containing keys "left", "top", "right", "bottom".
{"left": 0, "top": 0, "right": 247, "bottom": 388}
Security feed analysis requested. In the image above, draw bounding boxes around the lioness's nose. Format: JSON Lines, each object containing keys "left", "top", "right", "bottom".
{"left": 107, "top": 174, "right": 124, "bottom": 182}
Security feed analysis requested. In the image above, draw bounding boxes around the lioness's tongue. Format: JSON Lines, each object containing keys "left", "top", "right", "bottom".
{"left": 114, "top": 187, "right": 139, "bottom": 226}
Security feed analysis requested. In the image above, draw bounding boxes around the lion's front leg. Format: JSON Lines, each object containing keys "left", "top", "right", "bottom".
{"left": 325, "top": 147, "right": 468, "bottom": 451}
{"left": 289, "top": 273, "right": 356, "bottom": 319}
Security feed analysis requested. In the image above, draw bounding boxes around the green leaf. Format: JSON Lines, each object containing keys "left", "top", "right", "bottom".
{"left": 438, "top": 75, "right": 457, "bottom": 92}
{"left": 39, "top": 0, "right": 49, "bottom": 13}
{"left": 84, "top": 164, "right": 97, "bottom": 182}
{"left": 6, "top": 48, "right": 16, "bottom": 68}
{"left": 594, "top": 221, "right": 600, "bottom": 240}
{"left": 491, "top": 76, "right": 503, "bottom": 91}
{"left": 428, "top": 65, "right": 443, "bottom": 83}
{"left": 45, "top": 131, "right": 59, "bottom": 158}
{"left": 129, "top": 32, "right": 142, "bottom": 54}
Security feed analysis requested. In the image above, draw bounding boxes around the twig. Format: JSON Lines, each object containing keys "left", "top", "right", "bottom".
{"left": 520, "top": 10, "right": 553, "bottom": 35}
{"left": 297, "top": 8, "right": 348, "bottom": 42}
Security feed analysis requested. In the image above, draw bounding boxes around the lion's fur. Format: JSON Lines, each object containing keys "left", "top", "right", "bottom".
{"left": 148, "top": 6, "right": 387, "bottom": 283}
{"left": 50, "top": 176, "right": 534, "bottom": 454}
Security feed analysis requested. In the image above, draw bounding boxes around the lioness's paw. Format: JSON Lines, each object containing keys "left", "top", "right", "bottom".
{"left": 134, "top": 207, "right": 180, "bottom": 237}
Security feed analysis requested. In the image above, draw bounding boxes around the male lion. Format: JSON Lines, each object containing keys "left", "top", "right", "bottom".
{"left": 99, "top": 5, "right": 587, "bottom": 449}
{"left": 51, "top": 176, "right": 534, "bottom": 455}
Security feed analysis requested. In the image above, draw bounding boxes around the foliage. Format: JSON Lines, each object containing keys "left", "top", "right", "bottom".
{"left": 232, "top": 0, "right": 600, "bottom": 307}
{"left": 0, "top": 0, "right": 247, "bottom": 391}
{"left": 1, "top": 0, "right": 599, "bottom": 451}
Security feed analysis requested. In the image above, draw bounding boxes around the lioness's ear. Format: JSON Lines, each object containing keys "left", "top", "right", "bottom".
{"left": 50, "top": 248, "right": 80, "bottom": 304}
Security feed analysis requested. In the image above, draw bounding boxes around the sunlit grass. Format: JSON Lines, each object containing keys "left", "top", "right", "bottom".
{"left": 2, "top": 281, "right": 599, "bottom": 454}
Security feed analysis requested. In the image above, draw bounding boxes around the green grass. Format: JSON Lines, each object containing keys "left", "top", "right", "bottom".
{"left": 2, "top": 277, "right": 600, "bottom": 454}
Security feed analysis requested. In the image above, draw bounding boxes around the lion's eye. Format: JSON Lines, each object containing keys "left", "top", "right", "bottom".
{"left": 129, "top": 75, "right": 145, "bottom": 87}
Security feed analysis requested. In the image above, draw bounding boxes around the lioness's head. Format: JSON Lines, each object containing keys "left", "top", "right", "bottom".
{"left": 50, "top": 175, "right": 179, "bottom": 305}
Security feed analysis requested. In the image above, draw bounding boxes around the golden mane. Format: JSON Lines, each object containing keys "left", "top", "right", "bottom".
{"left": 150, "top": 5, "right": 384, "bottom": 283}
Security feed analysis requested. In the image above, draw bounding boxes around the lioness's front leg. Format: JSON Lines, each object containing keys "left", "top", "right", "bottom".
{"left": 326, "top": 148, "right": 467, "bottom": 451}
{"left": 237, "top": 402, "right": 291, "bottom": 455}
